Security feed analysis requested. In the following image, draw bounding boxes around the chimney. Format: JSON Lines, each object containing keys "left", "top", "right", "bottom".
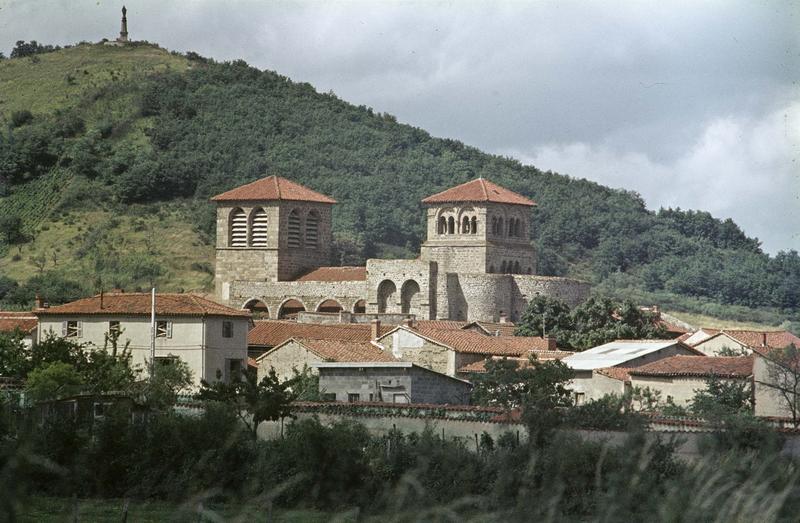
{"left": 371, "top": 319, "right": 381, "bottom": 340}
{"left": 34, "top": 293, "right": 44, "bottom": 311}
{"left": 100, "top": 290, "right": 104, "bottom": 309}
{"left": 499, "top": 313, "right": 508, "bottom": 324}
{"left": 762, "top": 332, "right": 768, "bottom": 347}
{"left": 402, "top": 318, "right": 414, "bottom": 329}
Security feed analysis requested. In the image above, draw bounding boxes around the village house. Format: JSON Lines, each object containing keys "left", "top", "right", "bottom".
{"left": 246, "top": 319, "right": 393, "bottom": 358}
{"left": 752, "top": 344, "right": 800, "bottom": 420}
{"left": 375, "top": 324, "right": 557, "bottom": 377}
{"left": 34, "top": 292, "right": 250, "bottom": 387}
{"left": 255, "top": 337, "right": 396, "bottom": 382}
{"left": 0, "top": 311, "right": 38, "bottom": 349}
{"left": 563, "top": 340, "right": 703, "bottom": 404}
{"left": 691, "top": 329, "right": 800, "bottom": 356}
{"left": 628, "top": 355, "right": 753, "bottom": 406}
{"left": 456, "top": 349, "right": 575, "bottom": 376}
{"left": 313, "top": 361, "right": 472, "bottom": 405}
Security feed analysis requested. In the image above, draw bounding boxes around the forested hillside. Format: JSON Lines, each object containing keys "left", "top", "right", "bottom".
{"left": 0, "top": 42, "right": 798, "bottom": 327}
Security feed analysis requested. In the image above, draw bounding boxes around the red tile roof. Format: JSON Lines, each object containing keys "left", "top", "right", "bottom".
{"left": 628, "top": 355, "right": 753, "bottom": 379}
{"left": 458, "top": 351, "right": 574, "bottom": 373}
{"left": 463, "top": 321, "right": 517, "bottom": 336}
{"left": 294, "top": 266, "right": 367, "bottom": 282}
{"left": 277, "top": 338, "right": 397, "bottom": 363}
{"left": 718, "top": 330, "right": 800, "bottom": 350}
{"left": 35, "top": 293, "right": 250, "bottom": 318}
{"left": 210, "top": 175, "right": 337, "bottom": 204}
{"left": 595, "top": 367, "right": 633, "bottom": 382}
{"left": 421, "top": 178, "right": 535, "bottom": 207}
{"left": 412, "top": 326, "right": 553, "bottom": 356}
{"left": 0, "top": 312, "right": 38, "bottom": 334}
{"left": 248, "top": 320, "right": 392, "bottom": 348}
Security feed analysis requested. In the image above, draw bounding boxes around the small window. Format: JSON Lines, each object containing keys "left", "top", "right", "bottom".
{"left": 63, "top": 320, "right": 81, "bottom": 338}
{"left": 392, "top": 393, "right": 409, "bottom": 404}
{"left": 574, "top": 392, "right": 586, "bottom": 406}
{"left": 109, "top": 320, "right": 121, "bottom": 335}
{"left": 368, "top": 393, "right": 374, "bottom": 402}
{"left": 322, "top": 393, "right": 337, "bottom": 402}
{"left": 93, "top": 402, "right": 113, "bottom": 420}
{"left": 222, "top": 320, "right": 233, "bottom": 338}
{"left": 226, "top": 358, "right": 243, "bottom": 382}
{"left": 347, "top": 393, "right": 360, "bottom": 403}
{"left": 156, "top": 320, "right": 172, "bottom": 338}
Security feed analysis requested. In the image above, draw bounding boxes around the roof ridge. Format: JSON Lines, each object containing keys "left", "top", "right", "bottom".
{"left": 479, "top": 178, "right": 489, "bottom": 199}
{"left": 273, "top": 175, "right": 281, "bottom": 199}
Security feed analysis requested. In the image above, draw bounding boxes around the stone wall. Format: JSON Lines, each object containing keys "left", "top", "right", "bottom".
{"left": 378, "top": 329, "right": 455, "bottom": 376}
{"left": 256, "top": 339, "right": 323, "bottom": 382}
{"left": 231, "top": 280, "right": 367, "bottom": 319}
{"left": 316, "top": 366, "right": 470, "bottom": 404}
{"left": 511, "top": 275, "right": 591, "bottom": 309}
{"left": 366, "top": 259, "right": 434, "bottom": 319}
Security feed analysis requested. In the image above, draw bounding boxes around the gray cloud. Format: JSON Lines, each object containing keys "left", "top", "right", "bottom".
{"left": 2, "top": 0, "right": 798, "bottom": 252}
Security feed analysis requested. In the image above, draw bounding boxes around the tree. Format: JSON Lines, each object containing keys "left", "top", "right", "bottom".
{"left": 690, "top": 377, "right": 753, "bottom": 419}
{"left": 136, "top": 358, "right": 193, "bottom": 410}
{"left": 514, "top": 294, "right": 573, "bottom": 348}
{"left": 25, "top": 361, "right": 84, "bottom": 401}
{"left": 198, "top": 367, "right": 294, "bottom": 438}
{"left": 0, "top": 213, "right": 25, "bottom": 244}
{"left": 760, "top": 344, "right": 800, "bottom": 427}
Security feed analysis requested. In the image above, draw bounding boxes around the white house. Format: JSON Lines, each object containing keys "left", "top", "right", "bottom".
{"left": 0, "top": 311, "right": 38, "bottom": 349}
{"left": 692, "top": 330, "right": 800, "bottom": 356}
{"left": 35, "top": 292, "right": 250, "bottom": 387}
{"left": 563, "top": 339, "right": 703, "bottom": 404}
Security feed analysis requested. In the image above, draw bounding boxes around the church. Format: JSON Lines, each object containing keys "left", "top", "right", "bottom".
{"left": 212, "top": 176, "right": 589, "bottom": 323}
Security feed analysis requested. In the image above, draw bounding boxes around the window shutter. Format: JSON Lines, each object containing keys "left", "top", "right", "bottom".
{"left": 61, "top": 321, "right": 67, "bottom": 337}
{"left": 167, "top": 322, "right": 173, "bottom": 338}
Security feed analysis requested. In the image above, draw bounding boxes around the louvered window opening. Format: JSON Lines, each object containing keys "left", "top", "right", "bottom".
{"left": 305, "top": 212, "right": 319, "bottom": 247}
{"left": 288, "top": 210, "right": 301, "bottom": 248}
{"left": 230, "top": 209, "right": 247, "bottom": 247}
{"left": 249, "top": 208, "right": 268, "bottom": 247}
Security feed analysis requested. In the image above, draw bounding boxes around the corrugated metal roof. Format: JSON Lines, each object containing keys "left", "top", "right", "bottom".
{"left": 563, "top": 340, "right": 684, "bottom": 370}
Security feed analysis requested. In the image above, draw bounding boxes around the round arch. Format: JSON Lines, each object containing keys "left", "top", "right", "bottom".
{"left": 316, "top": 298, "right": 343, "bottom": 313}
{"left": 242, "top": 298, "right": 270, "bottom": 319}
{"left": 353, "top": 299, "right": 367, "bottom": 314}
{"left": 400, "top": 280, "right": 421, "bottom": 314}
{"left": 277, "top": 298, "right": 306, "bottom": 319}
{"left": 377, "top": 280, "right": 397, "bottom": 313}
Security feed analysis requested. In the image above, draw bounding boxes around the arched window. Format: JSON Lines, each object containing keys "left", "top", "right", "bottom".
{"left": 278, "top": 299, "right": 305, "bottom": 319}
{"left": 248, "top": 208, "right": 268, "bottom": 247}
{"left": 507, "top": 219, "right": 514, "bottom": 237}
{"left": 471, "top": 216, "right": 477, "bottom": 234}
{"left": 305, "top": 210, "right": 319, "bottom": 248}
{"left": 438, "top": 216, "right": 447, "bottom": 235}
{"left": 353, "top": 299, "right": 367, "bottom": 314}
{"left": 229, "top": 208, "right": 247, "bottom": 247}
{"left": 317, "top": 299, "right": 343, "bottom": 313}
{"left": 447, "top": 216, "right": 455, "bottom": 235}
{"left": 243, "top": 298, "right": 269, "bottom": 318}
{"left": 461, "top": 216, "right": 470, "bottom": 234}
{"left": 491, "top": 217, "right": 497, "bottom": 235}
{"left": 287, "top": 209, "right": 301, "bottom": 248}
{"left": 497, "top": 217, "right": 504, "bottom": 237}
{"left": 514, "top": 261, "right": 521, "bottom": 273}
{"left": 500, "top": 261, "right": 507, "bottom": 273}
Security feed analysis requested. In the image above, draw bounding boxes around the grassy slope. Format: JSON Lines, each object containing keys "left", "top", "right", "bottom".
{"left": 0, "top": 44, "right": 207, "bottom": 292}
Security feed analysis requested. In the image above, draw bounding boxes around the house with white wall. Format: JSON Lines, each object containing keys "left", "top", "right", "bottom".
{"left": 35, "top": 292, "right": 250, "bottom": 387}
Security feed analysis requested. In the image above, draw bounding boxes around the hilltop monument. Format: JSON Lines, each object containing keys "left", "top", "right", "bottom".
{"left": 117, "top": 6, "right": 129, "bottom": 43}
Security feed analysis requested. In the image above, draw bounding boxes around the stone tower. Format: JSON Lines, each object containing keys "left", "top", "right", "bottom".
{"left": 419, "top": 178, "right": 537, "bottom": 320}
{"left": 211, "top": 175, "right": 335, "bottom": 302}
{"left": 117, "top": 6, "right": 129, "bottom": 43}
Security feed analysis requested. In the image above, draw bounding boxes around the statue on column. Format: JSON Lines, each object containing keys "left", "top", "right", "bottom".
{"left": 117, "top": 6, "right": 129, "bottom": 43}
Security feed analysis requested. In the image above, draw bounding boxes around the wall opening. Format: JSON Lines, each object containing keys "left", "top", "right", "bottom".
{"left": 447, "top": 216, "right": 455, "bottom": 235}
{"left": 438, "top": 216, "right": 447, "bottom": 235}
{"left": 229, "top": 208, "right": 247, "bottom": 247}
{"left": 287, "top": 209, "right": 301, "bottom": 248}
{"left": 317, "top": 299, "right": 343, "bottom": 313}
{"left": 243, "top": 298, "right": 270, "bottom": 319}
{"left": 400, "top": 279, "right": 421, "bottom": 314}
{"left": 471, "top": 216, "right": 477, "bottom": 234}
{"left": 305, "top": 210, "right": 319, "bottom": 248}
{"left": 248, "top": 208, "right": 268, "bottom": 247}
{"left": 278, "top": 299, "right": 305, "bottom": 319}
{"left": 377, "top": 280, "right": 397, "bottom": 313}
{"left": 353, "top": 299, "right": 367, "bottom": 314}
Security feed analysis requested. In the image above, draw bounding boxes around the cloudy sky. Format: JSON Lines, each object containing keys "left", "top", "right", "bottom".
{"left": 2, "top": 0, "right": 798, "bottom": 253}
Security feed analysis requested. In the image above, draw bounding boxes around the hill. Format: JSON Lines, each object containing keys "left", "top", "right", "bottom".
{"left": 0, "top": 42, "right": 798, "bottom": 330}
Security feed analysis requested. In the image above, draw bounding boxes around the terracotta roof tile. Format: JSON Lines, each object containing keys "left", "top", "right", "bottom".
{"left": 628, "top": 355, "right": 753, "bottom": 379}
{"left": 415, "top": 320, "right": 468, "bottom": 330}
{"left": 282, "top": 338, "right": 397, "bottom": 363}
{"left": 413, "top": 326, "right": 553, "bottom": 356}
{"left": 35, "top": 293, "right": 250, "bottom": 318}
{"left": 248, "top": 320, "right": 392, "bottom": 348}
{"left": 458, "top": 351, "right": 574, "bottom": 374}
{"left": 210, "top": 175, "right": 337, "bottom": 204}
{"left": 0, "top": 312, "right": 38, "bottom": 334}
{"left": 720, "top": 330, "right": 800, "bottom": 350}
{"left": 596, "top": 367, "right": 633, "bottom": 382}
{"left": 294, "top": 266, "right": 367, "bottom": 282}
{"left": 463, "top": 321, "right": 517, "bottom": 336}
{"left": 421, "top": 178, "right": 535, "bottom": 206}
